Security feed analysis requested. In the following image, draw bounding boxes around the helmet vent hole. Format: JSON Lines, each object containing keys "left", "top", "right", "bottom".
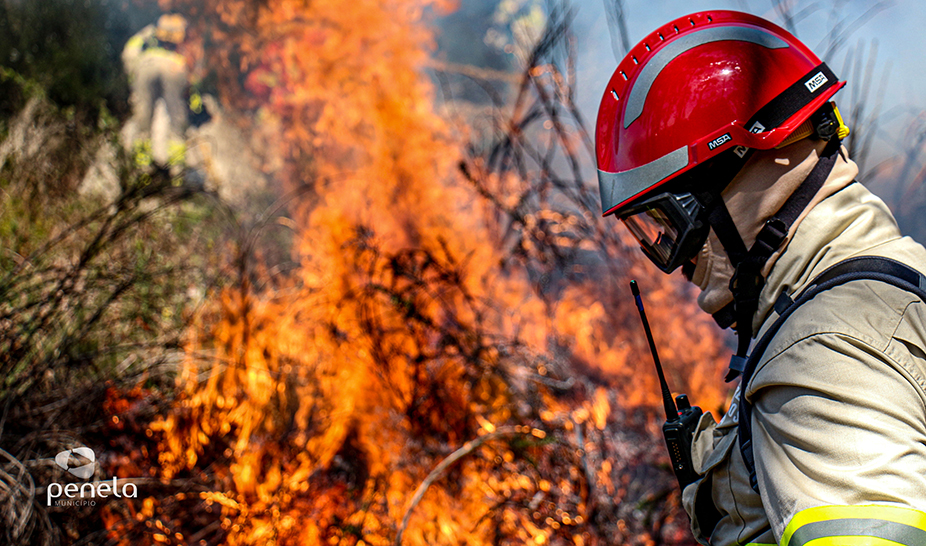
{"left": 632, "top": 56, "right": 638, "bottom": 64}
{"left": 673, "top": 25, "right": 679, "bottom": 33}
{"left": 620, "top": 71, "right": 628, "bottom": 80}
{"left": 644, "top": 43, "right": 651, "bottom": 51}
{"left": 689, "top": 18, "right": 695, "bottom": 27}
{"left": 658, "top": 32, "right": 664, "bottom": 40}
{"left": 707, "top": 15, "right": 713, "bottom": 22}
{"left": 611, "top": 89, "right": 620, "bottom": 101}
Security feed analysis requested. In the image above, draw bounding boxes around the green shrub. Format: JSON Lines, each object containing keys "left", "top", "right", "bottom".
{"left": 0, "top": 0, "right": 134, "bottom": 120}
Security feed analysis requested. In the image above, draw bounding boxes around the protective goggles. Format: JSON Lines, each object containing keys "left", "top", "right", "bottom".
{"left": 618, "top": 192, "right": 709, "bottom": 273}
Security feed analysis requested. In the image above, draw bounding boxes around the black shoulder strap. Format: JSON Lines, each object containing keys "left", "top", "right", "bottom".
{"left": 737, "top": 256, "right": 926, "bottom": 493}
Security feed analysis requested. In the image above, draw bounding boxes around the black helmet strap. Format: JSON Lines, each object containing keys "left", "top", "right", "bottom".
{"left": 702, "top": 137, "right": 843, "bottom": 381}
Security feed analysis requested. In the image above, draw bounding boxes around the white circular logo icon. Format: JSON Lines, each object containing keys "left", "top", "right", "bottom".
{"left": 54, "top": 447, "right": 95, "bottom": 480}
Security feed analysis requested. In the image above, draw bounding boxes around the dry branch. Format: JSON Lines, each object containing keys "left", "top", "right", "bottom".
{"left": 395, "top": 425, "right": 538, "bottom": 546}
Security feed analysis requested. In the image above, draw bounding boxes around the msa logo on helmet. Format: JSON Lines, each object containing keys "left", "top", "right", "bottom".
{"left": 55, "top": 447, "right": 95, "bottom": 479}
{"left": 708, "top": 133, "right": 732, "bottom": 150}
{"left": 804, "top": 71, "right": 828, "bottom": 93}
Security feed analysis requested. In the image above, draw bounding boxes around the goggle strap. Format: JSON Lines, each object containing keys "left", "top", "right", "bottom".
{"left": 745, "top": 63, "right": 839, "bottom": 133}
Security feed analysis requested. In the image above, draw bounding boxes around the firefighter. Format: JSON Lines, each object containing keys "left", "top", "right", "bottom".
{"left": 595, "top": 11, "right": 926, "bottom": 546}
{"left": 122, "top": 13, "right": 190, "bottom": 169}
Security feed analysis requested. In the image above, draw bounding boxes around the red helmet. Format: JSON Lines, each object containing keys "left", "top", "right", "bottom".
{"left": 596, "top": 10, "right": 845, "bottom": 217}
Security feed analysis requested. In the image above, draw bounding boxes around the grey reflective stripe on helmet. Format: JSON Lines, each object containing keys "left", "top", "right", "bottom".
{"left": 624, "top": 26, "right": 789, "bottom": 129}
{"left": 786, "top": 518, "right": 926, "bottom": 546}
{"left": 598, "top": 146, "right": 688, "bottom": 214}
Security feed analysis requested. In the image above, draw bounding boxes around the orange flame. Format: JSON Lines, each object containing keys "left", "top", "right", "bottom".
{"left": 102, "top": 1, "right": 730, "bottom": 544}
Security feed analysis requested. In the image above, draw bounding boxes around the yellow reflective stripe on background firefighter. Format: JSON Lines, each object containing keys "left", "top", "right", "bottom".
{"left": 142, "top": 48, "right": 185, "bottom": 63}
{"left": 781, "top": 505, "right": 926, "bottom": 546}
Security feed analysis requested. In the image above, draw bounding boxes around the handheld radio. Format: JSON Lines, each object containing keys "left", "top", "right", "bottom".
{"left": 630, "top": 280, "right": 703, "bottom": 490}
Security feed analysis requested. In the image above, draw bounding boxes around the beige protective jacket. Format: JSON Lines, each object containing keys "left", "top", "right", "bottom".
{"left": 683, "top": 175, "right": 926, "bottom": 545}
{"left": 122, "top": 26, "right": 189, "bottom": 149}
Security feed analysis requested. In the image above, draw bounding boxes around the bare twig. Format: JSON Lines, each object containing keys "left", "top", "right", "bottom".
{"left": 602, "top": 0, "right": 630, "bottom": 63}
{"left": 395, "top": 425, "right": 537, "bottom": 546}
{"left": 817, "top": 1, "right": 893, "bottom": 60}
{"left": 425, "top": 59, "right": 521, "bottom": 84}
{"left": 0, "top": 447, "right": 35, "bottom": 543}
{"left": 573, "top": 419, "right": 597, "bottom": 517}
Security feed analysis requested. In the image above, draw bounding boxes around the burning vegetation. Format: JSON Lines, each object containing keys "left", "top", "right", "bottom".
{"left": 2, "top": 0, "right": 734, "bottom": 544}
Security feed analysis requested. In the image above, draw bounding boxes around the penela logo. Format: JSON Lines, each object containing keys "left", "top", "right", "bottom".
{"left": 47, "top": 446, "right": 138, "bottom": 507}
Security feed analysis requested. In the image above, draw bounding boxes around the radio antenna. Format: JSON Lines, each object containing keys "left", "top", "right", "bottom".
{"left": 630, "top": 280, "right": 679, "bottom": 422}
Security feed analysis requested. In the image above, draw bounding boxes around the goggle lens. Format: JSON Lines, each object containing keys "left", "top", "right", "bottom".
{"left": 621, "top": 207, "right": 680, "bottom": 266}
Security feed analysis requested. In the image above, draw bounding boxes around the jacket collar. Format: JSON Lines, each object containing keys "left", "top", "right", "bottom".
{"left": 753, "top": 178, "right": 905, "bottom": 334}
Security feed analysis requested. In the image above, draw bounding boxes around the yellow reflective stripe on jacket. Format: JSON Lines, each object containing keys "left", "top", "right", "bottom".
{"left": 781, "top": 505, "right": 926, "bottom": 546}
{"left": 790, "top": 539, "right": 918, "bottom": 546}
{"left": 125, "top": 35, "right": 145, "bottom": 53}
{"left": 143, "top": 48, "right": 185, "bottom": 63}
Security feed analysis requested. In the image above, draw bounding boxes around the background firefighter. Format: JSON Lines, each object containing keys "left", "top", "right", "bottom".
{"left": 596, "top": 10, "right": 926, "bottom": 546}
{"left": 121, "top": 13, "right": 191, "bottom": 169}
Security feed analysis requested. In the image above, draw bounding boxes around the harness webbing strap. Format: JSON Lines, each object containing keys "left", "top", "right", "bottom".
{"left": 737, "top": 256, "right": 926, "bottom": 493}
